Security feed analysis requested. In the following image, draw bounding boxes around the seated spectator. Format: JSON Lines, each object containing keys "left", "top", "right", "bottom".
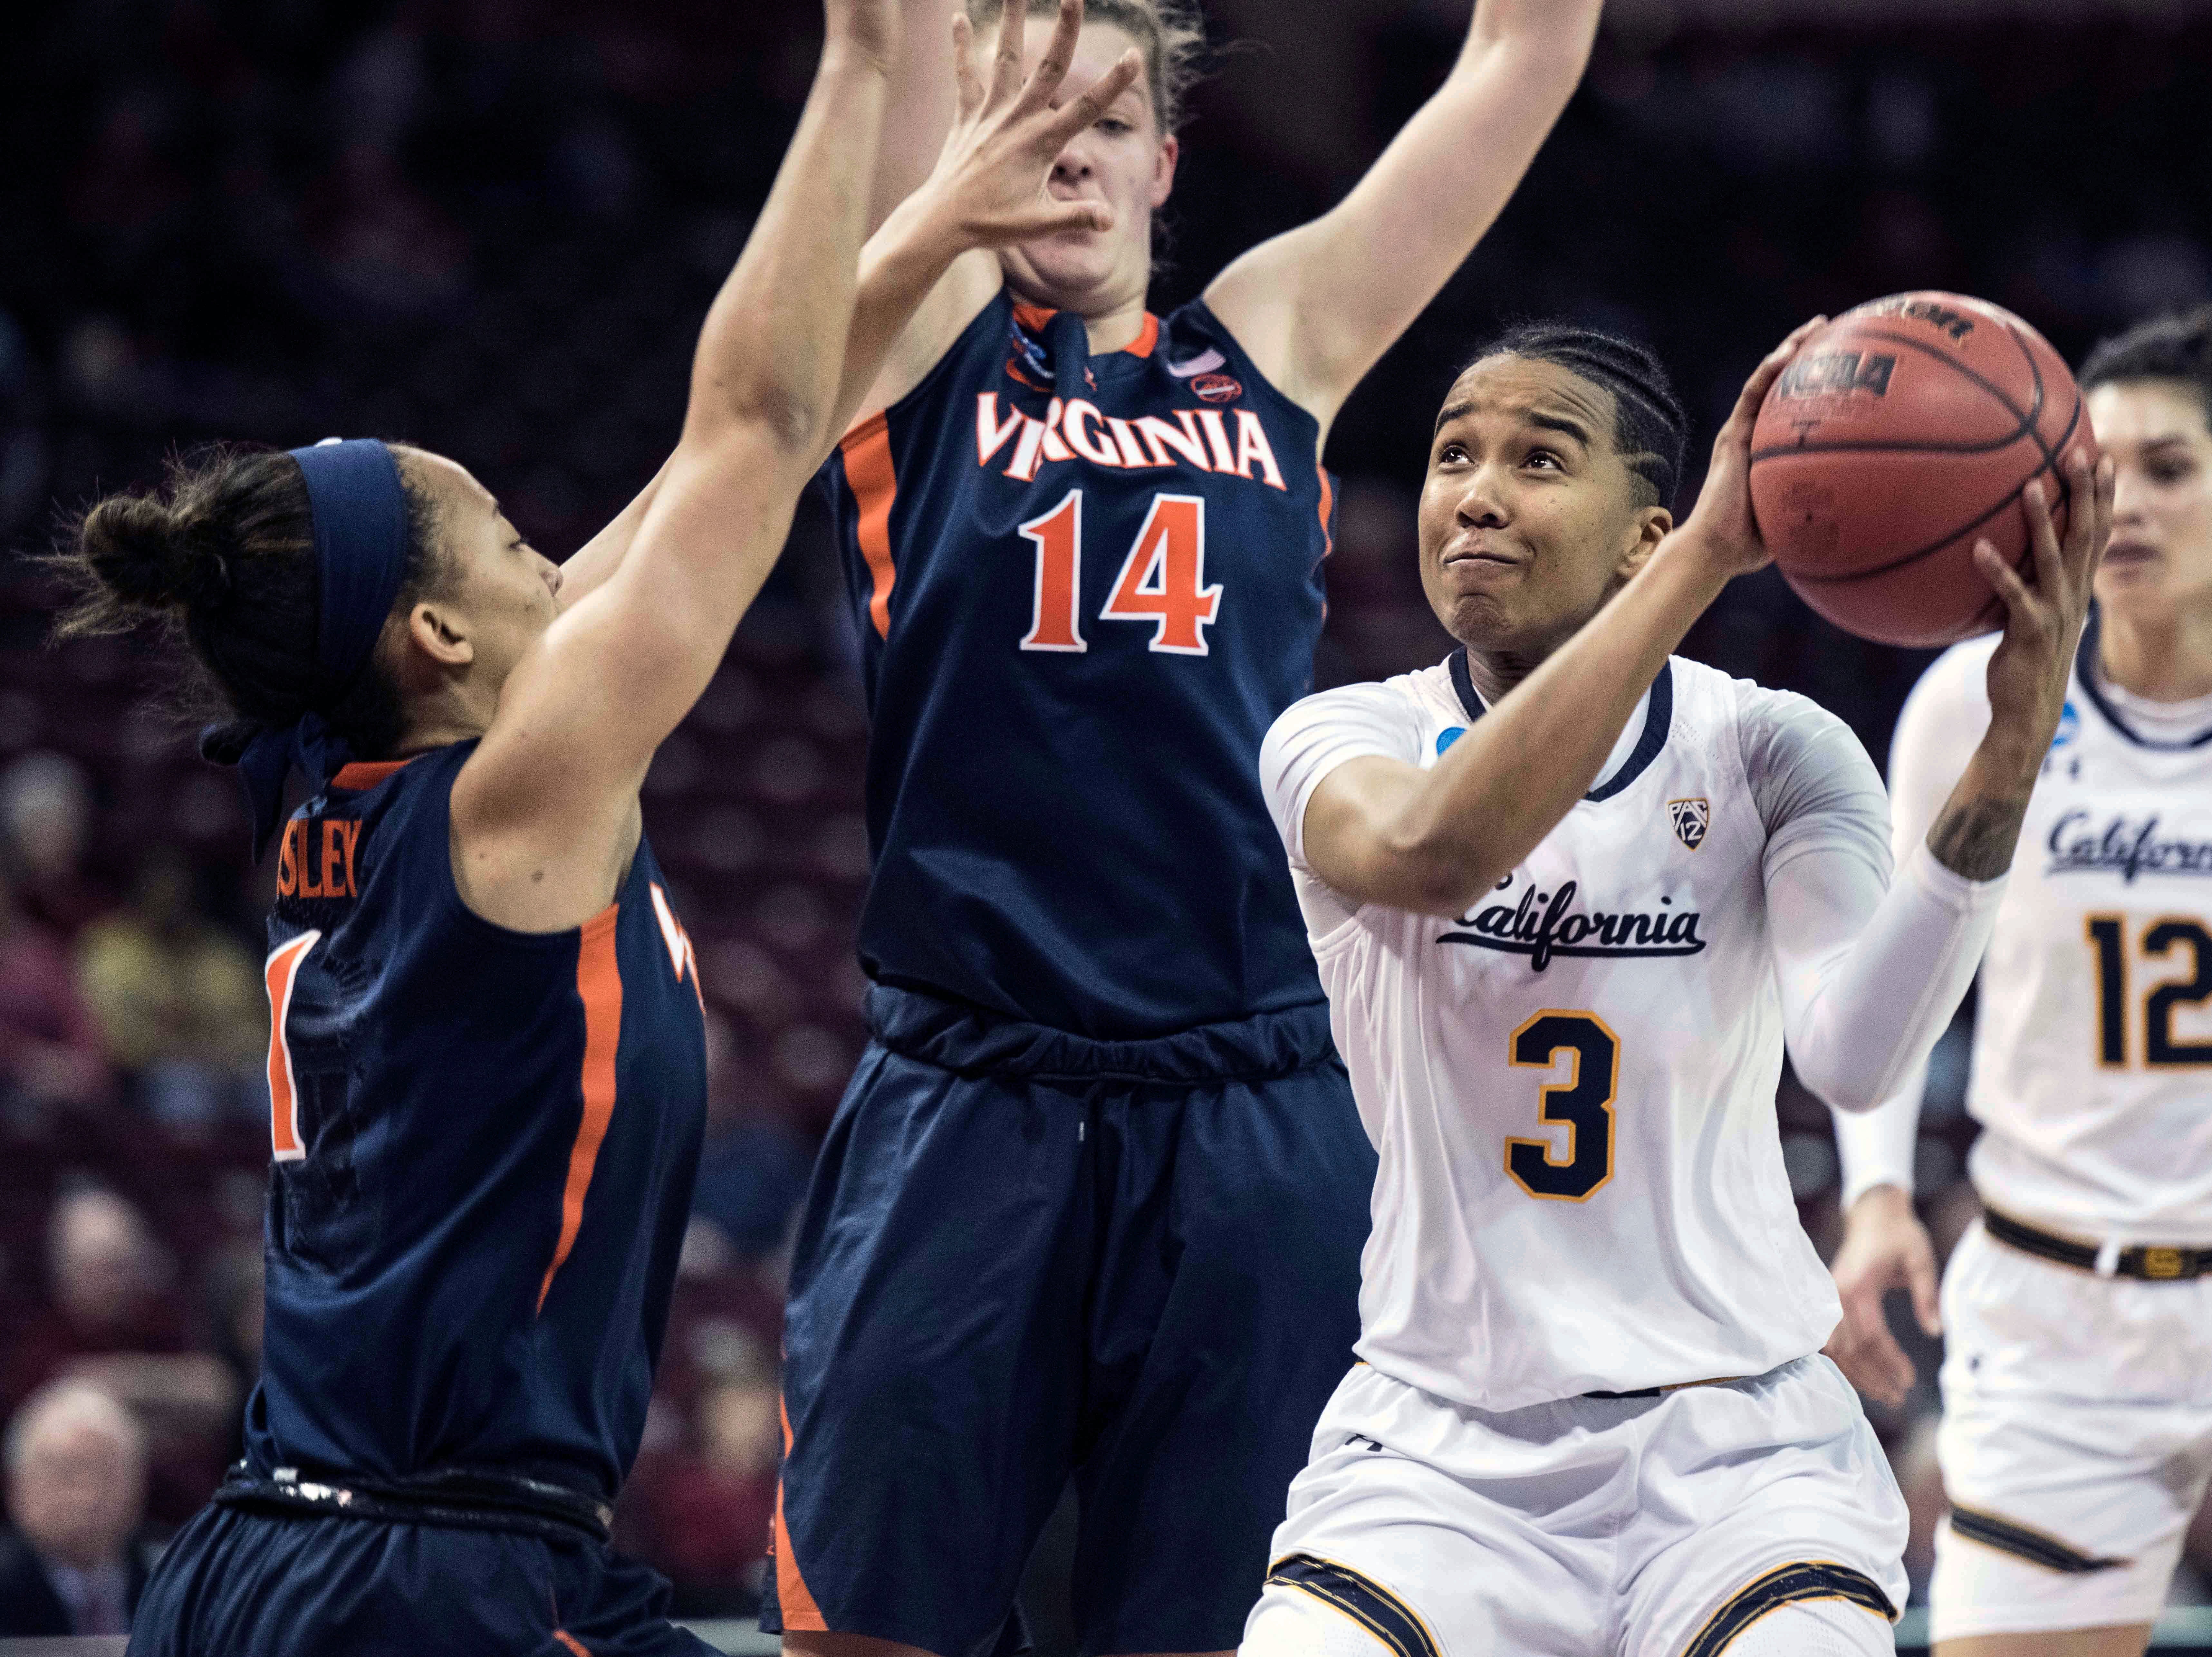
{"left": 0, "top": 867, "right": 109, "bottom": 1112}
{"left": 1, "top": 1187, "right": 236, "bottom": 1523}
{"left": 77, "top": 851, "right": 264, "bottom": 1126}
{"left": 0, "top": 752, "right": 109, "bottom": 940}
{"left": 620, "top": 1358, "right": 780, "bottom": 1614}
{"left": 0, "top": 1381, "right": 154, "bottom": 1636}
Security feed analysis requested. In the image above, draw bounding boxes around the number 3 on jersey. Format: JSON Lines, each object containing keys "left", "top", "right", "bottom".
{"left": 1505, "top": 1010, "right": 1619, "bottom": 1201}
{"left": 1017, "top": 490, "right": 1222, "bottom": 656}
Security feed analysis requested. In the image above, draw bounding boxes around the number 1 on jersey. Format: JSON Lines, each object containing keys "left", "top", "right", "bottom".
{"left": 264, "top": 929, "right": 322, "bottom": 1163}
{"left": 1017, "top": 492, "right": 1087, "bottom": 652}
{"left": 1015, "top": 490, "right": 1222, "bottom": 656}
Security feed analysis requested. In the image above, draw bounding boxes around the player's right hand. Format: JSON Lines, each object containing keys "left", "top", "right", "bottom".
{"left": 903, "top": 0, "right": 1143, "bottom": 251}
{"left": 1667, "top": 318, "right": 1828, "bottom": 580}
{"left": 1822, "top": 1184, "right": 1942, "bottom": 1410}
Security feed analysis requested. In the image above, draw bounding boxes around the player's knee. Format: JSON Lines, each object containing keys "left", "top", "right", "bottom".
{"left": 1240, "top": 1587, "right": 1392, "bottom": 1657}
{"left": 1721, "top": 1598, "right": 1896, "bottom": 1657}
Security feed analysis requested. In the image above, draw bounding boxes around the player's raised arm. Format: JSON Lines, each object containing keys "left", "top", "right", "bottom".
{"left": 449, "top": 0, "right": 899, "bottom": 928}
{"left": 1291, "top": 321, "right": 1822, "bottom": 919}
{"left": 1205, "top": 0, "right": 1604, "bottom": 439}
{"left": 1771, "top": 449, "right": 2114, "bottom": 1116}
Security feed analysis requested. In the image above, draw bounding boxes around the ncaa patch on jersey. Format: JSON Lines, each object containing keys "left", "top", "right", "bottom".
{"left": 1669, "top": 797, "right": 1710, "bottom": 850}
{"left": 1192, "top": 373, "right": 1244, "bottom": 404}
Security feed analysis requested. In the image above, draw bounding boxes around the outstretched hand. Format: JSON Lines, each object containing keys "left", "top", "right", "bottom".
{"left": 898, "top": 0, "right": 1143, "bottom": 251}
{"left": 1667, "top": 317, "right": 1829, "bottom": 580}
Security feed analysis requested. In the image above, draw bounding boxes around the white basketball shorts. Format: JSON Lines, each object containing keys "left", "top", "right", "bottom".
{"left": 1240, "top": 1355, "right": 1906, "bottom": 1657}
{"left": 1929, "top": 1219, "right": 2212, "bottom": 1642}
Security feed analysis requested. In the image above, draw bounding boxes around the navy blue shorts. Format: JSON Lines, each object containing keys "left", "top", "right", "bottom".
{"left": 762, "top": 986, "right": 1375, "bottom": 1657}
{"left": 128, "top": 1504, "right": 716, "bottom": 1656}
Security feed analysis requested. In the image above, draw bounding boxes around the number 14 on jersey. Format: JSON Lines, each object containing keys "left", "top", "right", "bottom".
{"left": 1017, "top": 489, "right": 1223, "bottom": 656}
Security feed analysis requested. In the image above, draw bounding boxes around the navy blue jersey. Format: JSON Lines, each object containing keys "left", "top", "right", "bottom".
{"left": 822, "top": 293, "right": 1337, "bottom": 1039}
{"left": 244, "top": 743, "right": 708, "bottom": 1505}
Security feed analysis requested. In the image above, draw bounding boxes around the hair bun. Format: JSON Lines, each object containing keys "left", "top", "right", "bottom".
{"left": 76, "top": 492, "right": 230, "bottom": 611}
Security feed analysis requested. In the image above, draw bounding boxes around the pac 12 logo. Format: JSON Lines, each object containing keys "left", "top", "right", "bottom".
{"left": 1668, "top": 797, "right": 1710, "bottom": 851}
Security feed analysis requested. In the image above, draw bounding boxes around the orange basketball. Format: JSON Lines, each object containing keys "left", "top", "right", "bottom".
{"left": 1748, "top": 292, "right": 2096, "bottom": 648}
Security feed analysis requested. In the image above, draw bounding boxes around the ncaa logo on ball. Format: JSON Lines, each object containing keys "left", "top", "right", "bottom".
{"left": 1191, "top": 373, "right": 1243, "bottom": 404}
{"left": 1668, "top": 797, "right": 1710, "bottom": 851}
{"left": 1774, "top": 350, "right": 1896, "bottom": 401}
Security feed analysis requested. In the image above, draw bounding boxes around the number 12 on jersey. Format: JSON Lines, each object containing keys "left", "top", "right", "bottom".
{"left": 2085, "top": 915, "right": 2212, "bottom": 1067}
{"left": 1017, "top": 489, "right": 1223, "bottom": 656}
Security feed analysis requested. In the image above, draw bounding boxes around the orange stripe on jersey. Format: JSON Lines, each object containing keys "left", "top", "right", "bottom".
{"left": 1315, "top": 466, "right": 1336, "bottom": 557}
{"left": 331, "top": 758, "right": 413, "bottom": 789}
{"left": 538, "top": 907, "right": 623, "bottom": 1315}
{"left": 551, "top": 1633, "right": 590, "bottom": 1657}
{"left": 263, "top": 930, "right": 322, "bottom": 1163}
{"left": 773, "top": 1395, "right": 829, "bottom": 1631}
{"left": 1124, "top": 312, "right": 1160, "bottom": 358}
{"left": 1012, "top": 301, "right": 1055, "bottom": 335}
{"left": 841, "top": 416, "right": 899, "bottom": 640}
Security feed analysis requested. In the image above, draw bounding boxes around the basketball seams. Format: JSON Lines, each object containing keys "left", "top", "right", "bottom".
{"left": 1788, "top": 381, "right": 2080, "bottom": 589}
{"left": 1747, "top": 327, "right": 2038, "bottom": 462}
{"left": 1784, "top": 450, "right": 2060, "bottom": 585}
{"left": 1758, "top": 313, "right": 2083, "bottom": 595}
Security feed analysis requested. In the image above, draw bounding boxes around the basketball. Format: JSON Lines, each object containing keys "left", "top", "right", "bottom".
{"left": 1748, "top": 291, "right": 2096, "bottom": 649}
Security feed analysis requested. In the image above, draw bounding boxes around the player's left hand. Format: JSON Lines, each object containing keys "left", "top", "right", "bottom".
{"left": 900, "top": 0, "right": 1144, "bottom": 252}
{"left": 1822, "top": 1185, "right": 1940, "bottom": 1410}
{"left": 1976, "top": 446, "right": 2115, "bottom": 778}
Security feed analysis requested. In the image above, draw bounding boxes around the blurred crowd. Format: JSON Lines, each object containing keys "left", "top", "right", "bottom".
{"left": 5, "top": 0, "right": 2212, "bottom": 1634}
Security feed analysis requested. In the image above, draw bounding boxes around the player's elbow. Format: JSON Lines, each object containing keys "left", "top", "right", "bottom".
{"left": 1792, "top": 1045, "right": 1892, "bottom": 1116}
{"left": 1370, "top": 828, "right": 1494, "bottom": 920}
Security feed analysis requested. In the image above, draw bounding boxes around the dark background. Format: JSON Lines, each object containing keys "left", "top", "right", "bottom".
{"left": 2, "top": 0, "right": 2210, "bottom": 1626}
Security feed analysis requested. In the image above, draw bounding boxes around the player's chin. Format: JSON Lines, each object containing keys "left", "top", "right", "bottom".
{"left": 1435, "top": 591, "right": 1516, "bottom": 649}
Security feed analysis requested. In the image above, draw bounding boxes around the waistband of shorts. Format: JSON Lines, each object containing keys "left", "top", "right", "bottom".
{"left": 864, "top": 983, "right": 1338, "bottom": 1084}
{"left": 211, "top": 1461, "right": 611, "bottom": 1544}
{"left": 1582, "top": 1372, "right": 1753, "bottom": 1401}
{"left": 1982, "top": 1204, "right": 2212, "bottom": 1282}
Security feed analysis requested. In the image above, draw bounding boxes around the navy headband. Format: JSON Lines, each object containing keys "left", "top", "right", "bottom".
{"left": 208, "top": 438, "right": 415, "bottom": 858}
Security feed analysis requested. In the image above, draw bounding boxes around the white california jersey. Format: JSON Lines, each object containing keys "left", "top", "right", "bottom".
{"left": 1264, "top": 654, "right": 1868, "bottom": 1411}
{"left": 1900, "top": 626, "right": 2212, "bottom": 1243}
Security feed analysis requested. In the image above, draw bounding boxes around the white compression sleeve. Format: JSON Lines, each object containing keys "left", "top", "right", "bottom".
{"left": 1833, "top": 1072, "right": 1923, "bottom": 1207}
{"left": 1775, "top": 840, "right": 2005, "bottom": 1111}
{"left": 1826, "top": 643, "right": 1998, "bottom": 1187}
{"left": 1741, "top": 683, "right": 2006, "bottom": 1113}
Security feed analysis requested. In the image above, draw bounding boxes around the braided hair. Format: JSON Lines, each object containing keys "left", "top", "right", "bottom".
{"left": 1459, "top": 323, "right": 1690, "bottom": 510}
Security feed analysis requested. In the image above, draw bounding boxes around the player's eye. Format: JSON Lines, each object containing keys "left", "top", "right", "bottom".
{"left": 1525, "top": 449, "right": 1563, "bottom": 471}
{"left": 1098, "top": 117, "right": 1132, "bottom": 135}
{"left": 1438, "top": 442, "right": 1471, "bottom": 466}
{"left": 2149, "top": 458, "right": 2193, "bottom": 485}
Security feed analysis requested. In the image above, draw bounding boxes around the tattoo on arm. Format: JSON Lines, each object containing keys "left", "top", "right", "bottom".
{"left": 1927, "top": 793, "right": 2028, "bottom": 882}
